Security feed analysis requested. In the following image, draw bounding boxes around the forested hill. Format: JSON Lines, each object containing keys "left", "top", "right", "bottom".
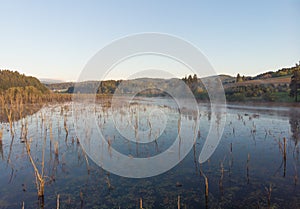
{"left": 0, "top": 70, "right": 49, "bottom": 93}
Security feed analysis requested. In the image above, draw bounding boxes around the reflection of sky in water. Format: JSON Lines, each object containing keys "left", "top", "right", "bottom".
{"left": 0, "top": 99, "right": 299, "bottom": 208}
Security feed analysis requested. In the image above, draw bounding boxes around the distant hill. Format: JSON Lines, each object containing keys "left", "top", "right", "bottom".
{"left": 39, "top": 78, "right": 65, "bottom": 84}
{"left": 253, "top": 65, "right": 298, "bottom": 80}
{"left": 226, "top": 64, "right": 300, "bottom": 89}
{"left": 44, "top": 82, "right": 75, "bottom": 92}
{"left": 0, "top": 70, "right": 49, "bottom": 93}
{"left": 42, "top": 62, "right": 300, "bottom": 101}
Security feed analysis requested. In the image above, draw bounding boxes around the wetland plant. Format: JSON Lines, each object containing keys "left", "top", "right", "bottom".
{"left": 246, "top": 153, "right": 250, "bottom": 184}
{"left": 25, "top": 138, "right": 46, "bottom": 200}
{"left": 265, "top": 184, "right": 272, "bottom": 209}
{"left": 140, "top": 198, "right": 144, "bottom": 209}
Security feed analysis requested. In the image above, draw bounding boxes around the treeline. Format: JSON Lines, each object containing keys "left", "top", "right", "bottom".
{"left": 67, "top": 80, "right": 122, "bottom": 94}
{"left": 0, "top": 70, "right": 72, "bottom": 104}
{"left": 0, "top": 70, "right": 73, "bottom": 123}
{"left": 254, "top": 64, "right": 299, "bottom": 80}
{"left": 0, "top": 70, "right": 49, "bottom": 93}
{"left": 236, "top": 63, "right": 300, "bottom": 82}
{"left": 231, "top": 63, "right": 300, "bottom": 102}
{"left": 225, "top": 84, "right": 290, "bottom": 102}
{"left": 2, "top": 60, "right": 299, "bottom": 106}
{"left": 0, "top": 86, "right": 72, "bottom": 123}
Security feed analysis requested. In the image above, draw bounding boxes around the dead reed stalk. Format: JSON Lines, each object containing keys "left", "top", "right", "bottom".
{"left": 64, "top": 115, "right": 68, "bottom": 140}
{"left": 177, "top": 116, "right": 181, "bottom": 136}
{"left": 25, "top": 138, "right": 45, "bottom": 198}
{"left": 294, "top": 164, "right": 298, "bottom": 185}
{"left": 5, "top": 105, "right": 13, "bottom": 135}
{"left": 200, "top": 169, "right": 209, "bottom": 206}
{"left": 105, "top": 175, "right": 113, "bottom": 190}
{"left": 219, "top": 162, "right": 224, "bottom": 192}
{"left": 177, "top": 195, "right": 180, "bottom": 209}
{"left": 81, "top": 148, "right": 90, "bottom": 174}
{"left": 265, "top": 184, "right": 272, "bottom": 209}
{"left": 0, "top": 127, "right": 2, "bottom": 141}
{"left": 54, "top": 141, "right": 59, "bottom": 158}
{"left": 140, "top": 198, "right": 143, "bottom": 209}
{"left": 56, "top": 194, "right": 60, "bottom": 209}
{"left": 283, "top": 138, "right": 287, "bottom": 177}
{"left": 247, "top": 153, "right": 250, "bottom": 184}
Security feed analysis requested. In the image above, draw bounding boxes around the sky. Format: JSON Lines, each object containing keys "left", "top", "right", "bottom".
{"left": 0, "top": 0, "right": 299, "bottom": 81}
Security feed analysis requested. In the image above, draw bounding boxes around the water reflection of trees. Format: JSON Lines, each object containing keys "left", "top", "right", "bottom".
{"left": 289, "top": 110, "right": 300, "bottom": 146}
{"left": 0, "top": 104, "right": 42, "bottom": 123}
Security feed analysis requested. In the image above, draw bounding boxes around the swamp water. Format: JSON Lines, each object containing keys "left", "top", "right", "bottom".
{"left": 0, "top": 98, "right": 299, "bottom": 209}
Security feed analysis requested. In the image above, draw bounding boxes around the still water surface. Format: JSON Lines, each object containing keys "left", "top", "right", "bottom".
{"left": 0, "top": 98, "right": 299, "bottom": 208}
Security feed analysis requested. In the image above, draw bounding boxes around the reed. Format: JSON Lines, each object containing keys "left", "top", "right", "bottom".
{"left": 283, "top": 138, "right": 287, "bottom": 177}
{"left": 205, "top": 175, "right": 209, "bottom": 208}
{"left": 219, "top": 162, "right": 224, "bottom": 193}
{"left": 64, "top": 115, "right": 68, "bottom": 140}
{"left": 283, "top": 137, "right": 287, "bottom": 160}
{"left": 105, "top": 175, "right": 113, "bottom": 190}
{"left": 246, "top": 153, "right": 250, "bottom": 184}
{"left": 0, "top": 128, "right": 3, "bottom": 160}
{"left": 56, "top": 194, "right": 60, "bottom": 209}
{"left": 265, "top": 184, "right": 272, "bottom": 209}
{"left": 54, "top": 141, "right": 59, "bottom": 157}
{"left": 81, "top": 148, "right": 90, "bottom": 174}
{"left": 200, "top": 169, "right": 209, "bottom": 207}
{"left": 25, "top": 138, "right": 45, "bottom": 198}
{"left": 177, "top": 116, "right": 181, "bottom": 136}
{"left": 177, "top": 195, "right": 180, "bottom": 209}
{"left": 107, "top": 136, "right": 112, "bottom": 154}
{"left": 140, "top": 198, "right": 143, "bottom": 209}
{"left": 4, "top": 104, "right": 13, "bottom": 136}
{"left": 80, "top": 190, "right": 84, "bottom": 208}
{"left": 0, "top": 127, "right": 2, "bottom": 141}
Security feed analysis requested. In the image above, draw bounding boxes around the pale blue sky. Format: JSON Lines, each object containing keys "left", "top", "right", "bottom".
{"left": 0, "top": 0, "right": 299, "bottom": 81}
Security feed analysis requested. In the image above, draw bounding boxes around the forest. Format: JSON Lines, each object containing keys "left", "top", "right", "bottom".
{"left": 1, "top": 62, "right": 300, "bottom": 104}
